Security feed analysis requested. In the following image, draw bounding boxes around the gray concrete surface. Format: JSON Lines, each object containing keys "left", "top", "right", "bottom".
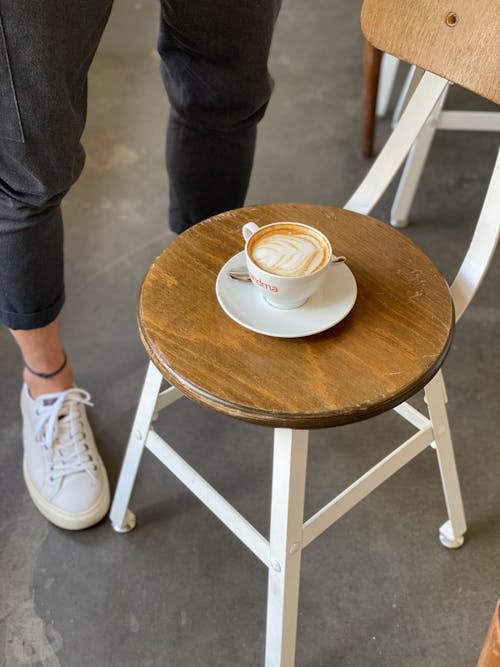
{"left": 1, "top": 1, "right": 499, "bottom": 666}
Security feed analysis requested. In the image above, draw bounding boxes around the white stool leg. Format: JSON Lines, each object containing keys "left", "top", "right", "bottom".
{"left": 390, "top": 85, "right": 448, "bottom": 228}
{"left": 265, "top": 429, "right": 308, "bottom": 667}
{"left": 424, "top": 371, "right": 466, "bottom": 549}
{"left": 109, "top": 361, "right": 163, "bottom": 533}
{"left": 376, "top": 54, "right": 400, "bottom": 117}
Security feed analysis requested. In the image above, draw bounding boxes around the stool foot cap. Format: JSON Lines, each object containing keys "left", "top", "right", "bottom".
{"left": 439, "top": 522, "right": 464, "bottom": 549}
{"left": 111, "top": 509, "right": 136, "bottom": 533}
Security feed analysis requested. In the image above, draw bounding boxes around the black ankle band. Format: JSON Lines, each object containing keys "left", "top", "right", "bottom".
{"left": 25, "top": 352, "right": 68, "bottom": 379}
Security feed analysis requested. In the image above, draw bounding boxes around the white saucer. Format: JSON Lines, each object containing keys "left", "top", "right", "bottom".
{"left": 215, "top": 251, "right": 357, "bottom": 338}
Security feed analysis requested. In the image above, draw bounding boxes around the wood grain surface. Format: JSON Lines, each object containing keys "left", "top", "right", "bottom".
{"left": 477, "top": 601, "right": 500, "bottom": 667}
{"left": 361, "top": 0, "right": 500, "bottom": 105}
{"left": 138, "top": 204, "right": 454, "bottom": 429}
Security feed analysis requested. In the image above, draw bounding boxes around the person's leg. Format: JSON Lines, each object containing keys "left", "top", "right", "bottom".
{"left": 0, "top": 0, "right": 113, "bottom": 329}
{"left": 10, "top": 319, "right": 73, "bottom": 397}
{"left": 157, "top": 0, "right": 281, "bottom": 234}
{"left": 0, "top": 0, "right": 113, "bottom": 529}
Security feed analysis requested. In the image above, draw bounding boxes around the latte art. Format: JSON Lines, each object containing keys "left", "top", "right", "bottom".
{"left": 250, "top": 229, "right": 330, "bottom": 276}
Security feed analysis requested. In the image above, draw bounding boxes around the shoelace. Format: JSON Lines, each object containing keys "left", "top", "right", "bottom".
{"left": 34, "top": 388, "right": 97, "bottom": 481}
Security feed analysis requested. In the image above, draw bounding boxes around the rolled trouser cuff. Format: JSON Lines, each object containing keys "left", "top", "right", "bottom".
{"left": 0, "top": 291, "right": 65, "bottom": 330}
{"left": 0, "top": 200, "right": 65, "bottom": 332}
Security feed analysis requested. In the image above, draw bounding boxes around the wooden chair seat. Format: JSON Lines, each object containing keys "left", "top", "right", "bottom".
{"left": 138, "top": 203, "right": 454, "bottom": 429}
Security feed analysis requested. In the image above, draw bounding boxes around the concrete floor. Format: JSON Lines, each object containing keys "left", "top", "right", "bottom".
{"left": 1, "top": 1, "right": 499, "bottom": 666}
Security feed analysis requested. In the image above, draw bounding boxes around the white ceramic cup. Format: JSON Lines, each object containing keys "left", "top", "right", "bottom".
{"left": 242, "top": 221, "right": 333, "bottom": 309}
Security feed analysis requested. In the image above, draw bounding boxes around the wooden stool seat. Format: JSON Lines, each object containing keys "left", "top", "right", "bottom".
{"left": 138, "top": 203, "right": 454, "bottom": 429}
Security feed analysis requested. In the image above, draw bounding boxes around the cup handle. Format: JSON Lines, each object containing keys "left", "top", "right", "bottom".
{"left": 242, "top": 221, "right": 259, "bottom": 241}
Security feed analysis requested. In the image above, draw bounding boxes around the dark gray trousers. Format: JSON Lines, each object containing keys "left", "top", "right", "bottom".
{"left": 0, "top": 0, "right": 280, "bottom": 330}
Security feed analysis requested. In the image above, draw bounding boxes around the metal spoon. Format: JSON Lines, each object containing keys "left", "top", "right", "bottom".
{"left": 228, "top": 255, "right": 346, "bottom": 281}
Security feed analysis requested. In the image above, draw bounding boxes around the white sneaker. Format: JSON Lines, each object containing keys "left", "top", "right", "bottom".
{"left": 21, "top": 385, "right": 110, "bottom": 530}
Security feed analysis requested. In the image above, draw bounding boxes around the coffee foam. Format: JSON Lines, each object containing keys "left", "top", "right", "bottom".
{"left": 248, "top": 224, "right": 330, "bottom": 277}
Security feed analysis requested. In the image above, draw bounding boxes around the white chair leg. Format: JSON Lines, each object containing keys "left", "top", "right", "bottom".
{"left": 391, "top": 66, "right": 424, "bottom": 127}
{"left": 265, "top": 429, "right": 308, "bottom": 667}
{"left": 424, "top": 371, "right": 466, "bottom": 549}
{"left": 390, "top": 85, "right": 448, "bottom": 228}
{"left": 376, "top": 53, "right": 400, "bottom": 117}
{"left": 109, "top": 361, "right": 164, "bottom": 533}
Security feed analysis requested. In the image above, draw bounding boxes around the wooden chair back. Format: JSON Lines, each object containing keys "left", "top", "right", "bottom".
{"left": 361, "top": 0, "right": 500, "bottom": 104}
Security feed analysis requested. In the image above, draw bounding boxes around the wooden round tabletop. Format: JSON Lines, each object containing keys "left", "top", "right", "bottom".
{"left": 138, "top": 204, "right": 454, "bottom": 429}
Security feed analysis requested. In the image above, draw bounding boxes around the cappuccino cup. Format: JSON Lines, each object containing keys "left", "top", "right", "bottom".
{"left": 242, "top": 221, "right": 332, "bottom": 309}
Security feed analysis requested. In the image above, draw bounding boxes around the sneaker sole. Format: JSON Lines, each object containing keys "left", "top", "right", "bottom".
{"left": 23, "top": 459, "right": 110, "bottom": 530}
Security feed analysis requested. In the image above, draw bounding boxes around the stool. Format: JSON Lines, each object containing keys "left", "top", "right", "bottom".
{"left": 110, "top": 0, "right": 500, "bottom": 659}
{"left": 110, "top": 203, "right": 467, "bottom": 665}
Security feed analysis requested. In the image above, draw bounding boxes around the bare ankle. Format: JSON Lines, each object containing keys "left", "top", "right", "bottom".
{"left": 24, "top": 363, "right": 75, "bottom": 398}
{"left": 10, "top": 319, "right": 76, "bottom": 398}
